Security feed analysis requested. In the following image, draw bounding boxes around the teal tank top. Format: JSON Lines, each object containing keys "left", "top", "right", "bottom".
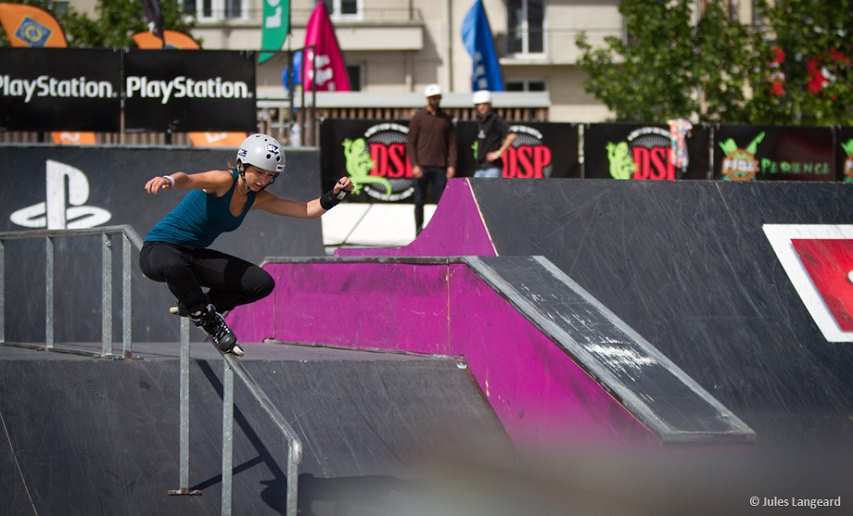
{"left": 145, "top": 169, "right": 255, "bottom": 248}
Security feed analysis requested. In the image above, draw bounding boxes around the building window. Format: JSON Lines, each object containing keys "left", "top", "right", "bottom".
{"left": 346, "top": 65, "right": 362, "bottom": 91}
{"left": 507, "top": 0, "right": 544, "bottom": 55}
{"left": 184, "top": 0, "right": 246, "bottom": 21}
{"left": 324, "top": 0, "right": 361, "bottom": 19}
{"left": 506, "top": 80, "right": 546, "bottom": 92}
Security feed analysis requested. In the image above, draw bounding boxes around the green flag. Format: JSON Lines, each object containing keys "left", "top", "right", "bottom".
{"left": 259, "top": 0, "right": 290, "bottom": 63}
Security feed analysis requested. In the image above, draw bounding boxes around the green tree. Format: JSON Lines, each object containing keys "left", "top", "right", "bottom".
{"left": 576, "top": 0, "right": 699, "bottom": 122}
{"left": 576, "top": 0, "right": 852, "bottom": 125}
{"left": 0, "top": 0, "right": 196, "bottom": 48}
{"left": 744, "top": 0, "right": 851, "bottom": 125}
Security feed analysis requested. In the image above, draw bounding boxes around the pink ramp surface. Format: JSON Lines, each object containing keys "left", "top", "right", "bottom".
{"left": 336, "top": 179, "right": 496, "bottom": 257}
{"left": 227, "top": 261, "right": 654, "bottom": 446}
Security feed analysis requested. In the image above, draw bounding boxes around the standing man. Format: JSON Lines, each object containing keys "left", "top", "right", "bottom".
{"left": 472, "top": 90, "right": 516, "bottom": 178}
{"left": 407, "top": 84, "right": 457, "bottom": 235}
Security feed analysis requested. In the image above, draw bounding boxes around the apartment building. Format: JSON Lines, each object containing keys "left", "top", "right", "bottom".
{"left": 63, "top": 1, "right": 762, "bottom": 123}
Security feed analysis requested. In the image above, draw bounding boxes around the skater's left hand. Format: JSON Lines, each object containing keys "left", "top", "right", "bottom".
{"left": 333, "top": 177, "right": 353, "bottom": 195}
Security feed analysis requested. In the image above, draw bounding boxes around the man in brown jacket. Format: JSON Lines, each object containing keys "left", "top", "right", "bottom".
{"left": 407, "top": 84, "right": 457, "bottom": 235}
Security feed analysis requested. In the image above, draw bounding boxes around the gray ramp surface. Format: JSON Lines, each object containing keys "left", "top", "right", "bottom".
{"left": 0, "top": 344, "right": 507, "bottom": 516}
{"left": 471, "top": 179, "right": 853, "bottom": 446}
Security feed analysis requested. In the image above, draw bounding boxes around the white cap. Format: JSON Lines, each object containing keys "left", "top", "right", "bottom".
{"left": 424, "top": 84, "right": 442, "bottom": 97}
{"left": 472, "top": 90, "right": 492, "bottom": 105}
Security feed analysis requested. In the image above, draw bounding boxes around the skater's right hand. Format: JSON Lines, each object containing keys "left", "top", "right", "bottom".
{"left": 412, "top": 165, "right": 423, "bottom": 179}
{"left": 145, "top": 175, "right": 174, "bottom": 194}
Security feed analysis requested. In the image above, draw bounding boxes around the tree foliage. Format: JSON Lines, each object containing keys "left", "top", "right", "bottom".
{"left": 577, "top": 0, "right": 851, "bottom": 125}
{"left": 0, "top": 0, "right": 195, "bottom": 48}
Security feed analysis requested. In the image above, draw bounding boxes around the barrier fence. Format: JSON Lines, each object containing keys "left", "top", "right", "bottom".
{"left": 319, "top": 119, "right": 851, "bottom": 202}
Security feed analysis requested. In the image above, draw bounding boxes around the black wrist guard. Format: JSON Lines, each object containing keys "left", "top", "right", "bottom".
{"left": 320, "top": 188, "right": 348, "bottom": 210}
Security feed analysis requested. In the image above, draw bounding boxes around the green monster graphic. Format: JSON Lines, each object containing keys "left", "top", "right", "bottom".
{"left": 842, "top": 139, "right": 853, "bottom": 183}
{"left": 606, "top": 141, "right": 635, "bottom": 180}
{"left": 718, "top": 132, "right": 765, "bottom": 181}
{"left": 342, "top": 138, "right": 392, "bottom": 195}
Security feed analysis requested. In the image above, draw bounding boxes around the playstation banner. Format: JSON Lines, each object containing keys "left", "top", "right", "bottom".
{"left": 0, "top": 48, "right": 256, "bottom": 132}
{"left": 320, "top": 118, "right": 580, "bottom": 203}
{"left": 0, "top": 48, "right": 122, "bottom": 131}
{"left": 123, "top": 50, "right": 256, "bottom": 132}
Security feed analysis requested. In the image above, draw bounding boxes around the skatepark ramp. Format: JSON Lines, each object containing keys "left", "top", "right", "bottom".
{"left": 1, "top": 342, "right": 507, "bottom": 516}
{"left": 227, "top": 256, "right": 754, "bottom": 445}
{"left": 338, "top": 178, "right": 853, "bottom": 447}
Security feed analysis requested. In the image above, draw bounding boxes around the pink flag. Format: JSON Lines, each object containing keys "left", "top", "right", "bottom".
{"left": 302, "top": 2, "right": 351, "bottom": 92}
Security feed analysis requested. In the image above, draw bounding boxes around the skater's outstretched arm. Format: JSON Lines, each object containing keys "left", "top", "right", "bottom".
{"left": 253, "top": 176, "right": 353, "bottom": 219}
{"left": 144, "top": 170, "right": 233, "bottom": 196}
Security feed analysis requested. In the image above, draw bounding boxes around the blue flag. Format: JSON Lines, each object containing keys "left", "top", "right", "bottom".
{"left": 281, "top": 50, "right": 302, "bottom": 92}
{"left": 461, "top": 0, "right": 504, "bottom": 91}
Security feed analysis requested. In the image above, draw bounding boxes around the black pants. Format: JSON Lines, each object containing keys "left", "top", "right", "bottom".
{"left": 139, "top": 242, "right": 275, "bottom": 314}
{"left": 413, "top": 166, "right": 447, "bottom": 234}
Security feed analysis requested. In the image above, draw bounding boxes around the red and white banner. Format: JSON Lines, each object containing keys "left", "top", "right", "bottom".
{"left": 764, "top": 224, "right": 853, "bottom": 342}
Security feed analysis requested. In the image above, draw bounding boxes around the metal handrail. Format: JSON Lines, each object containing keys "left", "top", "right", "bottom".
{"left": 171, "top": 304, "right": 303, "bottom": 516}
{"left": 0, "top": 225, "right": 303, "bottom": 515}
{"left": 0, "top": 224, "right": 142, "bottom": 357}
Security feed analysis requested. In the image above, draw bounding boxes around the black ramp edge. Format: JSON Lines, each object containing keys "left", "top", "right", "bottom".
{"left": 465, "top": 255, "right": 755, "bottom": 444}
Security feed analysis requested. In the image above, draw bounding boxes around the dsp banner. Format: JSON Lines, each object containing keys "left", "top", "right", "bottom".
{"left": 455, "top": 121, "right": 579, "bottom": 179}
{"left": 713, "top": 125, "right": 835, "bottom": 182}
{"left": 123, "top": 50, "right": 256, "bottom": 132}
{"left": 584, "top": 123, "right": 710, "bottom": 180}
{"left": 0, "top": 47, "right": 121, "bottom": 131}
{"left": 321, "top": 118, "right": 580, "bottom": 203}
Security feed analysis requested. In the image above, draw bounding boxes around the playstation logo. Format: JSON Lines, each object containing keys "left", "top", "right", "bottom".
{"left": 10, "top": 160, "right": 112, "bottom": 229}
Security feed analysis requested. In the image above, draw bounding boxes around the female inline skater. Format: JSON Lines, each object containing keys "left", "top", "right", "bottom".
{"left": 140, "top": 133, "right": 352, "bottom": 355}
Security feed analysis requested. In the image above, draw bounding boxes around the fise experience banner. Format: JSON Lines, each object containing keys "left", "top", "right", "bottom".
{"left": 839, "top": 126, "right": 853, "bottom": 183}
{"left": 713, "top": 125, "right": 835, "bottom": 181}
{"left": 123, "top": 50, "right": 256, "bottom": 132}
{"left": 0, "top": 48, "right": 122, "bottom": 131}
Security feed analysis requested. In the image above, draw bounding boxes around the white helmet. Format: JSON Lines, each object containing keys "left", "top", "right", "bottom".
{"left": 472, "top": 90, "right": 492, "bottom": 105}
{"left": 424, "top": 84, "right": 442, "bottom": 97}
{"left": 236, "top": 133, "right": 285, "bottom": 174}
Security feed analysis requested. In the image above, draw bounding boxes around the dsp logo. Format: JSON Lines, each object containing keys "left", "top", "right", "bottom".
{"left": 342, "top": 123, "right": 414, "bottom": 201}
{"left": 503, "top": 125, "right": 553, "bottom": 178}
{"left": 15, "top": 17, "right": 51, "bottom": 47}
{"left": 607, "top": 127, "right": 678, "bottom": 181}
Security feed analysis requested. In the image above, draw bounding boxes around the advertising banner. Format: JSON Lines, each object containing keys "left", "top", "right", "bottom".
{"left": 455, "top": 121, "right": 579, "bottom": 179}
{"left": 0, "top": 145, "right": 322, "bottom": 342}
{"left": 584, "top": 123, "right": 711, "bottom": 180}
{"left": 321, "top": 118, "right": 580, "bottom": 203}
{"left": 837, "top": 126, "right": 853, "bottom": 183}
{"left": 0, "top": 48, "right": 121, "bottom": 131}
{"left": 123, "top": 50, "right": 256, "bottom": 132}
{"left": 713, "top": 125, "right": 835, "bottom": 182}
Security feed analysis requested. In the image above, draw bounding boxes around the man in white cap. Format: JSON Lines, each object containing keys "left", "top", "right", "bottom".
{"left": 407, "top": 83, "right": 457, "bottom": 235}
{"left": 472, "top": 90, "right": 515, "bottom": 178}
